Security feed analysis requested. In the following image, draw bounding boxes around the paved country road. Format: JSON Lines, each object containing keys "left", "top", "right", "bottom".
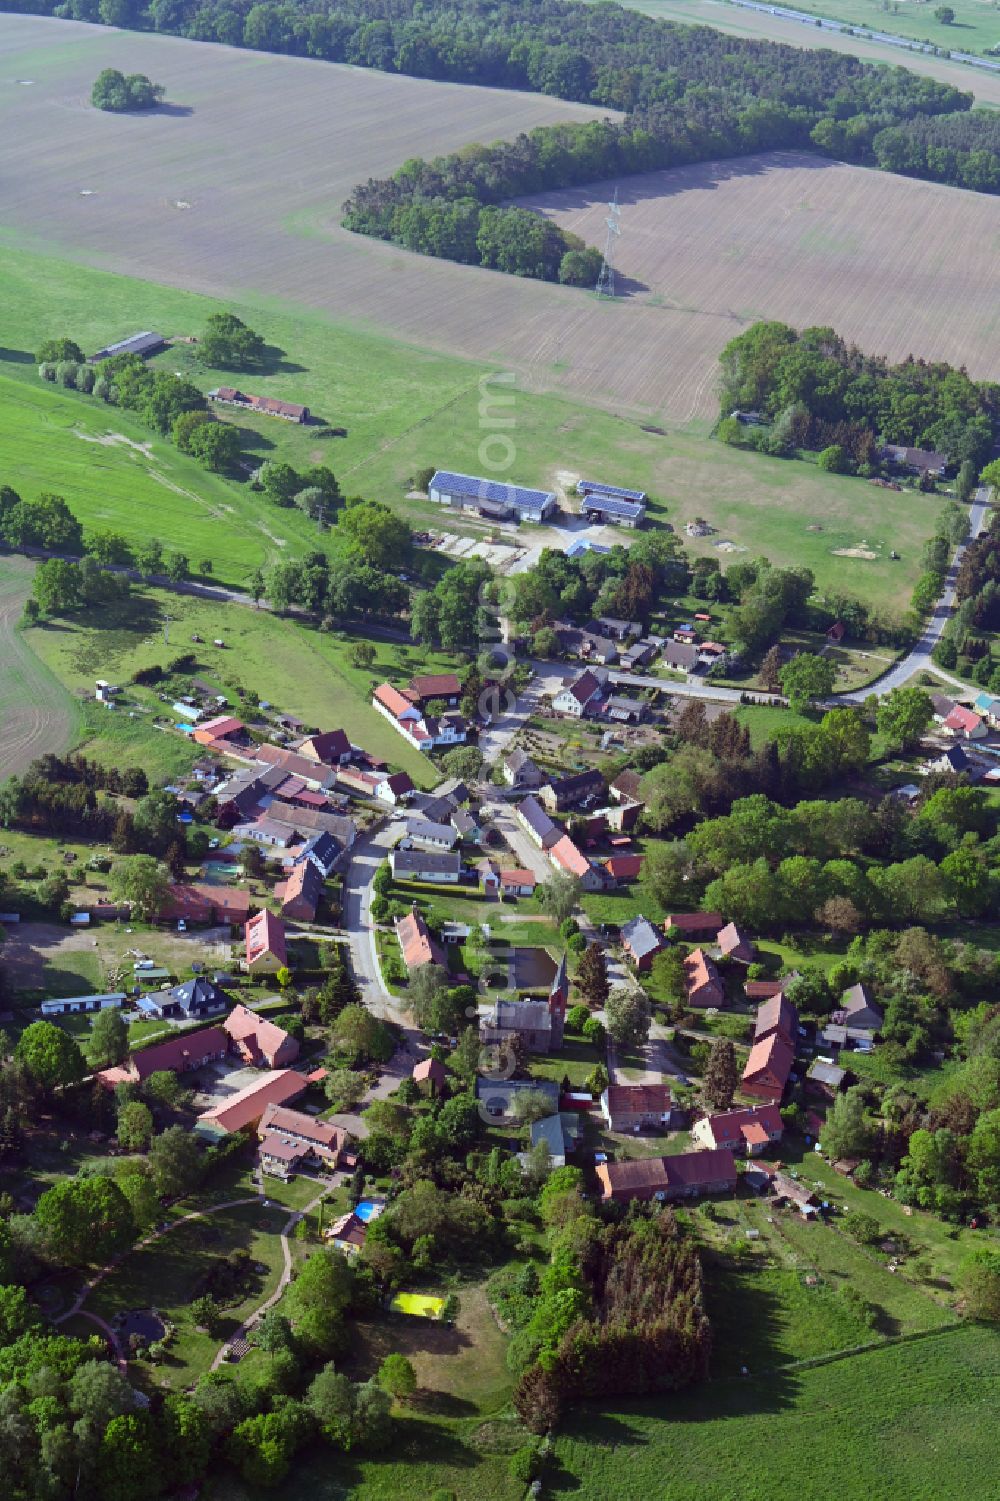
{"left": 838, "top": 491, "right": 990, "bottom": 702}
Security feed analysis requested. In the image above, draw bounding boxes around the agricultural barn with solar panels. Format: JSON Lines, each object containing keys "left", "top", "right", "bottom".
{"left": 576, "top": 479, "right": 647, "bottom": 527}
{"left": 428, "top": 470, "right": 557, "bottom": 523}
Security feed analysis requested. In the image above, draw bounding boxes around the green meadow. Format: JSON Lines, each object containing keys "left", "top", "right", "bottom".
{"left": 0, "top": 246, "right": 936, "bottom": 612}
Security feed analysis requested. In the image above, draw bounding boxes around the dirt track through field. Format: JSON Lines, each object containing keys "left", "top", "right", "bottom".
{"left": 3, "top": 16, "right": 1000, "bottom": 422}
{"left": 0, "top": 556, "right": 78, "bottom": 779}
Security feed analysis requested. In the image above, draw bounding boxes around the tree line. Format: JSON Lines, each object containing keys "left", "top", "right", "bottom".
{"left": 718, "top": 321, "right": 999, "bottom": 472}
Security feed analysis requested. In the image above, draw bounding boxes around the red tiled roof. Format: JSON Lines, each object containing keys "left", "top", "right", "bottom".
{"left": 374, "top": 683, "right": 419, "bottom": 720}
{"left": 703, "top": 1104, "right": 783, "bottom": 1144}
{"left": 604, "top": 1083, "right": 672, "bottom": 1113}
{"left": 665, "top": 912, "right": 724, "bottom": 935}
{"left": 944, "top": 705, "right": 982, "bottom": 733}
{"left": 550, "top": 834, "right": 591, "bottom": 879}
{"left": 258, "top": 1104, "right": 342, "bottom": 1151}
{"left": 742, "top": 1033, "right": 795, "bottom": 1086}
{"left": 604, "top": 853, "right": 643, "bottom": 880}
{"left": 245, "top": 909, "right": 287, "bottom": 967}
{"left": 413, "top": 1057, "right": 448, "bottom": 1086}
{"left": 755, "top": 994, "right": 799, "bottom": 1044}
{"left": 193, "top": 715, "right": 244, "bottom": 746}
{"left": 276, "top": 860, "right": 322, "bottom": 919}
{"left": 121, "top": 1026, "right": 228, "bottom": 1082}
{"left": 396, "top": 908, "right": 444, "bottom": 970}
{"left": 224, "top": 1003, "right": 299, "bottom": 1067}
{"left": 499, "top": 868, "right": 537, "bottom": 888}
{"left": 198, "top": 1069, "right": 309, "bottom": 1133}
{"left": 409, "top": 672, "right": 461, "bottom": 700}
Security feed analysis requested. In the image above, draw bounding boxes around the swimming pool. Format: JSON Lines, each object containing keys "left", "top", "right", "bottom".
{"left": 390, "top": 1292, "right": 445, "bottom": 1319}
{"left": 355, "top": 1199, "right": 380, "bottom": 1222}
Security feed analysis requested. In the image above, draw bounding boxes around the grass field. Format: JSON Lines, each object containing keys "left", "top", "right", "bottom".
{"left": 23, "top": 587, "right": 444, "bottom": 785}
{"left": 553, "top": 1324, "right": 1000, "bottom": 1501}
{"left": 0, "top": 554, "right": 79, "bottom": 779}
{"left": 0, "top": 243, "right": 941, "bottom": 610}
{"left": 628, "top": 0, "right": 1000, "bottom": 96}
{"left": 0, "top": 372, "right": 339, "bottom": 587}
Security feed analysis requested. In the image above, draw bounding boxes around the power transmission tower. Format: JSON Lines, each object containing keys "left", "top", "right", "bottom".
{"left": 595, "top": 188, "right": 621, "bottom": 299}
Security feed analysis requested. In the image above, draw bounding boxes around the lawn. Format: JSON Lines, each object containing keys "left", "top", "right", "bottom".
{"left": 552, "top": 1324, "right": 1000, "bottom": 1501}
{"left": 531, "top": 1034, "right": 600, "bottom": 1087}
{"left": 88, "top": 1200, "right": 288, "bottom": 1388}
{"left": 24, "top": 586, "right": 443, "bottom": 785}
{"left": 0, "top": 373, "right": 327, "bottom": 589}
{"left": 0, "top": 246, "right": 936, "bottom": 611}
{"left": 0, "top": 554, "right": 79, "bottom": 781}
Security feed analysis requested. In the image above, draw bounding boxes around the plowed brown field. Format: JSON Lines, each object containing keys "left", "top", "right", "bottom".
{"left": 3, "top": 16, "right": 1000, "bottom": 422}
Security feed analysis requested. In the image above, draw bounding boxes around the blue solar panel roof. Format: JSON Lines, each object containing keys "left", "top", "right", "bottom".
{"left": 577, "top": 479, "right": 647, "bottom": 502}
{"left": 430, "top": 470, "right": 555, "bottom": 510}
{"left": 581, "top": 494, "right": 646, "bottom": 519}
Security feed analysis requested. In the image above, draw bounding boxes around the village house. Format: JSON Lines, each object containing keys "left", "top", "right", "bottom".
{"left": 930, "top": 692, "right": 956, "bottom": 724}
{"left": 257, "top": 1105, "right": 345, "bottom": 1179}
{"left": 879, "top": 443, "right": 948, "bottom": 477}
{"left": 603, "top": 852, "right": 643, "bottom": 886}
{"left": 499, "top": 868, "right": 537, "bottom": 899}
{"left": 600, "top": 1082, "right": 675, "bottom": 1133}
{"left": 593, "top": 616, "right": 643, "bottom": 643}
{"left": 837, "top": 982, "right": 884, "bottom": 1033}
{"left": 372, "top": 682, "right": 467, "bottom": 751}
{"left": 717, "top": 922, "right": 756, "bottom": 964}
{"left": 450, "top": 807, "right": 481, "bottom": 844}
{"left": 539, "top": 769, "right": 605, "bottom": 813}
{"left": 193, "top": 715, "right": 250, "bottom": 752}
{"left": 274, "top": 859, "right": 323, "bottom": 922}
{"left": 515, "top": 796, "right": 561, "bottom": 851}
{"left": 245, "top": 909, "right": 287, "bottom": 974}
{"left": 741, "top": 1033, "right": 795, "bottom": 1104}
{"left": 412, "top": 1057, "right": 448, "bottom": 1095}
{"left": 603, "top": 694, "right": 650, "bottom": 725}
{"left": 529, "top": 1112, "right": 581, "bottom": 1168}
{"left": 943, "top": 704, "right": 987, "bottom": 741}
{"left": 375, "top": 771, "right": 414, "bottom": 807}
{"left": 660, "top": 641, "right": 701, "bottom": 673}
{"left": 549, "top": 834, "right": 605, "bottom": 891}
{"left": 402, "top": 818, "right": 460, "bottom": 852}
{"left": 595, "top": 1148, "right": 737, "bottom": 1204}
{"left": 134, "top": 975, "right": 231, "bottom": 1022}
{"left": 281, "top": 832, "right": 340, "bottom": 880}
{"left": 973, "top": 692, "right": 1000, "bottom": 729}
{"left": 755, "top": 993, "right": 800, "bottom": 1049}
{"left": 297, "top": 729, "right": 352, "bottom": 765}
{"left": 395, "top": 906, "right": 445, "bottom": 972}
{"left": 692, "top": 1104, "right": 784, "bottom": 1156}
{"left": 475, "top": 1077, "right": 560, "bottom": 1122}
{"left": 389, "top": 847, "right": 463, "bottom": 884}
{"left": 620, "top": 915, "right": 666, "bottom": 973}
{"left": 552, "top": 669, "right": 607, "bottom": 718}
{"left": 224, "top": 1003, "right": 300, "bottom": 1068}
{"left": 408, "top": 673, "right": 463, "bottom": 709}
{"left": 807, "top": 1058, "right": 849, "bottom": 1102}
{"left": 620, "top": 639, "right": 658, "bottom": 671}
{"left": 503, "top": 749, "right": 543, "bottom": 790}
{"left": 684, "top": 948, "right": 725, "bottom": 1008}
{"left": 610, "top": 770, "right": 643, "bottom": 805}
{"left": 925, "top": 744, "right": 970, "bottom": 776}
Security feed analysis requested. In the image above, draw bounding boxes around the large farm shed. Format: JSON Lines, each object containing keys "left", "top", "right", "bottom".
{"left": 429, "top": 470, "right": 557, "bottom": 523}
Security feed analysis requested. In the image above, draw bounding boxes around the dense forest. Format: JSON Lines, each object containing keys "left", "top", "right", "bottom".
{"left": 13, "top": 0, "right": 1000, "bottom": 280}
{"left": 718, "top": 321, "right": 1000, "bottom": 470}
